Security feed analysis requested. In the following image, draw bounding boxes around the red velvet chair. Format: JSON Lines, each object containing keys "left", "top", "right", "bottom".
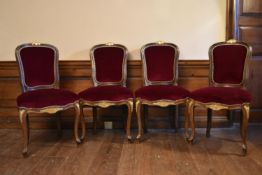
{"left": 188, "top": 40, "right": 252, "bottom": 154}
{"left": 16, "top": 43, "right": 85, "bottom": 155}
{"left": 78, "top": 43, "right": 135, "bottom": 140}
{"left": 135, "top": 41, "right": 190, "bottom": 139}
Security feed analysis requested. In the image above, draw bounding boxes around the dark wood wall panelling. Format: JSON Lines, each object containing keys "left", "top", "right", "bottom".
{"left": 0, "top": 60, "right": 261, "bottom": 130}
{"left": 1, "top": 0, "right": 262, "bottom": 129}
{"left": 226, "top": 0, "right": 262, "bottom": 124}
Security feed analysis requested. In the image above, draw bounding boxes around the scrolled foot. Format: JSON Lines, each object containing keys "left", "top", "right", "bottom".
{"left": 80, "top": 136, "right": 85, "bottom": 142}
{"left": 242, "top": 144, "right": 247, "bottom": 156}
{"left": 186, "top": 138, "right": 194, "bottom": 145}
{"left": 22, "top": 148, "right": 28, "bottom": 157}
{"left": 136, "top": 134, "right": 141, "bottom": 140}
{"left": 127, "top": 135, "right": 133, "bottom": 143}
{"left": 76, "top": 138, "right": 82, "bottom": 145}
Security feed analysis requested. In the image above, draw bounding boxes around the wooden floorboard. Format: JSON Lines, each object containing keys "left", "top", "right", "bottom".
{"left": 0, "top": 126, "right": 262, "bottom": 175}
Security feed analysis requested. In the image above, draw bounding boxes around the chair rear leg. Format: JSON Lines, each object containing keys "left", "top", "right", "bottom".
{"left": 93, "top": 107, "right": 97, "bottom": 134}
{"left": 56, "top": 111, "right": 62, "bottom": 138}
{"left": 206, "top": 108, "right": 212, "bottom": 137}
{"left": 227, "top": 110, "right": 234, "bottom": 126}
{"left": 142, "top": 105, "right": 148, "bottom": 134}
{"left": 168, "top": 106, "right": 176, "bottom": 129}
{"left": 122, "top": 106, "right": 128, "bottom": 132}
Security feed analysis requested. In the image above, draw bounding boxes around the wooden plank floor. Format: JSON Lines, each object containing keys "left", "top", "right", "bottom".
{"left": 0, "top": 125, "right": 262, "bottom": 175}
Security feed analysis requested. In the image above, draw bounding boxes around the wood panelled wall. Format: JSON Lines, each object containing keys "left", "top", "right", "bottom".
{"left": 0, "top": 60, "right": 261, "bottom": 130}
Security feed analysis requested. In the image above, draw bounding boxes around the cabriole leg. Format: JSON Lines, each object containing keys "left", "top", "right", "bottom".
{"left": 241, "top": 104, "right": 250, "bottom": 155}
{"left": 186, "top": 99, "right": 195, "bottom": 144}
{"left": 74, "top": 103, "right": 82, "bottom": 144}
{"left": 19, "top": 109, "right": 29, "bottom": 156}
{"left": 79, "top": 103, "right": 86, "bottom": 141}
{"left": 136, "top": 100, "right": 142, "bottom": 140}
{"left": 126, "top": 100, "right": 133, "bottom": 141}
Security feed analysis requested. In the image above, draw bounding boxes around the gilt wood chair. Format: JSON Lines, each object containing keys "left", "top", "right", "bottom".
{"left": 135, "top": 41, "right": 190, "bottom": 139}
{"left": 16, "top": 43, "right": 85, "bottom": 155}
{"left": 188, "top": 39, "right": 252, "bottom": 155}
{"left": 78, "top": 43, "right": 136, "bottom": 140}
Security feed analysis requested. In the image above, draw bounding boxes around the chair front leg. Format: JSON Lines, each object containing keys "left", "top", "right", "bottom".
{"left": 19, "top": 109, "right": 29, "bottom": 156}
{"left": 74, "top": 103, "right": 82, "bottom": 144}
{"left": 80, "top": 103, "right": 86, "bottom": 141}
{"left": 241, "top": 103, "right": 250, "bottom": 155}
{"left": 135, "top": 100, "right": 142, "bottom": 140}
{"left": 186, "top": 99, "right": 195, "bottom": 144}
{"left": 126, "top": 100, "right": 133, "bottom": 141}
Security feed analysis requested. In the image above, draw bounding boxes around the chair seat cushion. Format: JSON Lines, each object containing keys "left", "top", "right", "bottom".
{"left": 17, "top": 89, "right": 79, "bottom": 109}
{"left": 79, "top": 86, "right": 133, "bottom": 102}
{"left": 191, "top": 87, "right": 252, "bottom": 105}
{"left": 135, "top": 85, "right": 190, "bottom": 101}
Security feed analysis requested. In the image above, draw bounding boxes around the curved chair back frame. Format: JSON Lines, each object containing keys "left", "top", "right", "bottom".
{"left": 209, "top": 39, "right": 252, "bottom": 89}
{"left": 140, "top": 41, "right": 179, "bottom": 86}
{"left": 90, "top": 43, "right": 128, "bottom": 87}
{"left": 15, "top": 43, "right": 59, "bottom": 92}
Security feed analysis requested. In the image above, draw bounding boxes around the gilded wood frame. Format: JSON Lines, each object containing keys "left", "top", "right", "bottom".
{"left": 140, "top": 41, "right": 179, "bottom": 86}
{"left": 209, "top": 39, "right": 252, "bottom": 88}
{"left": 15, "top": 43, "right": 60, "bottom": 92}
{"left": 81, "top": 43, "right": 135, "bottom": 141}
{"left": 16, "top": 43, "right": 85, "bottom": 156}
{"left": 136, "top": 41, "right": 188, "bottom": 140}
{"left": 90, "top": 42, "right": 128, "bottom": 87}
{"left": 187, "top": 40, "right": 252, "bottom": 155}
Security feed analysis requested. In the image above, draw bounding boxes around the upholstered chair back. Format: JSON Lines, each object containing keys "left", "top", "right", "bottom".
{"left": 209, "top": 40, "right": 252, "bottom": 88}
{"left": 90, "top": 43, "right": 128, "bottom": 87}
{"left": 15, "top": 43, "right": 59, "bottom": 92}
{"left": 141, "top": 42, "right": 179, "bottom": 86}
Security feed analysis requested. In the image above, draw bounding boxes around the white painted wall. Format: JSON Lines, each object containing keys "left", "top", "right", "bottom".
{"left": 0, "top": 0, "right": 226, "bottom": 60}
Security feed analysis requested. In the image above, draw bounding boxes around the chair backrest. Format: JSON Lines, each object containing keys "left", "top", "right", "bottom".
{"left": 90, "top": 43, "right": 128, "bottom": 86}
{"left": 209, "top": 39, "right": 252, "bottom": 88}
{"left": 15, "top": 43, "right": 59, "bottom": 92}
{"left": 141, "top": 41, "right": 179, "bottom": 86}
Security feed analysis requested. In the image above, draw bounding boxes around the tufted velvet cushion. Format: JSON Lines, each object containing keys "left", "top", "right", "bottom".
{"left": 212, "top": 45, "right": 247, "bottom": 84}
{"left": 17, "top": 89, "right": 79, "bottom": 109}
{"left": 93, "top": 47, "right": 124, "bottom": 83}
{"left": 191, "top": 87, "right": 252, "bottom": 105}
{"left": 135, "top": 85, "right": 190, "bottom": 101}
{"left": 19, "top": 47, "right": 56, "bottom": 87}
{"left": 79, "top": 86, "right": 133, "bottom": 102}
{"left": 144, "top": 46, "right": 176, "bottom": 82}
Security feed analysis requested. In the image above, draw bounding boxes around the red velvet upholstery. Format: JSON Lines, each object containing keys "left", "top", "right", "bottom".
{"left": 144, "top": 46, "right": 176, "bottom": 82}
{"left": 191, "top": 87, "right": 252, "bottom": 105}
{"left": 212, "top": 45, "right": 247, "bottom": 84}
{"left": 79, "top": 86, "right": 133, "bottom": 101}
{"left": 135, "top": 85, "right": 190, "bottom": 101}
{"left": 93, "top": 47, "right": 124, "bottom": 83}
{"left": 17, "top": 89, "right": 79, "bottom": 109}
{"left": 19, "top": 47, "right": 56, "bottom": 87}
